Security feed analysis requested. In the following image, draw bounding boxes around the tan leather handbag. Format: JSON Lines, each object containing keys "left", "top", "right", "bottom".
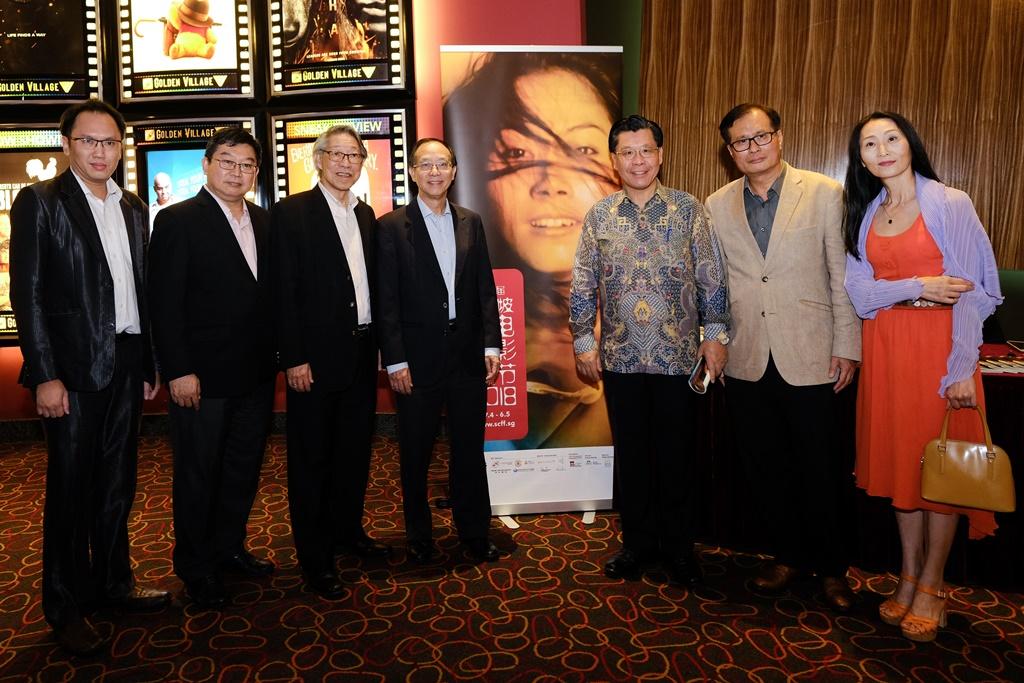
{"left": 921, "top": 406, "right": 1015, "bottom": 513}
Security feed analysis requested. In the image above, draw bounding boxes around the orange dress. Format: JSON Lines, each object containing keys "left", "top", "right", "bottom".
{"left": 855, "top": 215, "right": 996, "bottom": 539}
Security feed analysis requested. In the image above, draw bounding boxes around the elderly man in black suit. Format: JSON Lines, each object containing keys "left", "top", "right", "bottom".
{"left": 149, "top": 128, "right": 277, "bottom": 609}
{"left": 10, "top": 99, "right": 170, "bottom": 656}
{"left": 376, "top": 138, "right": 503, "bottom": 564}
{"left": 271, "top": 124, "right": 390, "bottom": 599}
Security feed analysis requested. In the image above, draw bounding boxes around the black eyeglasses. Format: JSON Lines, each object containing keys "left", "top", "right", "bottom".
{"left": 728, "top": 130, "right": 778, "bottom": 152}
{"left": 71, "top": 136, "right": 122, "bottom": 151}
{"left": 213, "top": 158, "right": 258, "bottom": 174}
{"left": 320, "top": 149, "right": 365, "bottom": 163}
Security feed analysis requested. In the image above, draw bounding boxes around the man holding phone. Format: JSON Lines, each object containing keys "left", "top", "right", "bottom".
{"left": 570, "top": 115, "right": 730, "bottom": 586}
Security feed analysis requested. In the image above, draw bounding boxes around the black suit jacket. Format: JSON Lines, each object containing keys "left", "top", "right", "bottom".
{"left": 148, "top": 188, "right": 276, "bottom": 398}
{"left": 9, "top": 170, "right": 154, "bottom": 391}
{"left": 271, "top": 187, "right": 379, "bottom": 392}
{"left": 376, "top": 198, "right": 501, "bottom": 388}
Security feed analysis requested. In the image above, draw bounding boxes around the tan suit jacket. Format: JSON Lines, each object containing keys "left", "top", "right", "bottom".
{"left": 706, "top": 164, "right": 861, "bottom": 385}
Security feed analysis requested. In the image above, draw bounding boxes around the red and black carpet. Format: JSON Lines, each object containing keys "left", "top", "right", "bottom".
{"left": 0, "top": 435, "right": 1022, "bottom": 681}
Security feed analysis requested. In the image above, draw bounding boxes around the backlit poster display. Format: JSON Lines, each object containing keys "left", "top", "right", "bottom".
{"left": 271, "top": 110, "right": 408, "bottom": 215}
{"left": 123, "top": 117, "right": 257, "bottom": 231}
{"left": 0, "top": 0, "right": 100, "bottom": 102}
{"left": 268, "top": 0, "right": 408, "bottom": 95}
{"left": 0, "top": 127, "right": 69, "bottom": 343}
{"left": 119, "top": 0, "right": 254, "bottom": 101}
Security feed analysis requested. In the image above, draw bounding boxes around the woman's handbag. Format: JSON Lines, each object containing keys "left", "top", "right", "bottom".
{"left": 920, "top": 406, "right": 1015, "bottom": 512}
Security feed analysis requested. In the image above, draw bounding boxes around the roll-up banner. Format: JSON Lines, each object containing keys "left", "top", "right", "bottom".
{"left": 0, "top": 126, "right": 70, "bottom": 344}
{"left": 0, "top": 0, "right": 101, "bottom": 102}
{"left": 441, "top": 46, "right": 623, "bottom": 515}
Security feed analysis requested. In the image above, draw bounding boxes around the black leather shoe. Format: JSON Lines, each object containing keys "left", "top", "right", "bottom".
{"left": 307, "top": 571, "right": 345, "bottom": 600}
{"left": 222, "top": 550, "right": 275, "bottom": 577}
{"left": 604, "top": 549, "right": 642, "bottom": 580}
{"left": 822, "top": 576, "right": 855, "bottom": 612}
{"left": 665, "top": 555, "right": 703, "bottom": 587}
{"left": 336, "top": 535, "right": 392, "bottom": 558}
{"left": 464, "top": 538, "right": 500, "bottom": 562}
{"left": 407, "top": 540, "right": 437, "bottom": 563}
{"left": 107, "top": 586, "right": 172, "bottom": 611}
{"left": 753, "top": 563, "right": 799, "bottom": 591}
{"left": 185, "top": 576, "right": 229, "bottom": 609}
{"left": 54, "top": 617, "right": 107, "bottom": 656}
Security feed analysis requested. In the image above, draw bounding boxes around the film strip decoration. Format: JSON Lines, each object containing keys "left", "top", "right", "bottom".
{"left": 118, "top": 0, "right": 254, "bottom": 101}
{"left": 269, "top": 1, "right": 407, "bottom": 95}
{"left": 0, "top": 0, "right": 101, "bottom": 102}
{"left": 0, "top": 126, "right": 69, "bottom": 342}
{"left": 123, "top": 117, "right": 258, "bottom": 226}
{"left": 271, "top": 110, "right": 408, "bottom": 214}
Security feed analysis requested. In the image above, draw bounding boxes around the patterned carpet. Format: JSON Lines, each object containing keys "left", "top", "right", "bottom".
{"left": 0, "top": 434, "right": 1022, "bottom": 681}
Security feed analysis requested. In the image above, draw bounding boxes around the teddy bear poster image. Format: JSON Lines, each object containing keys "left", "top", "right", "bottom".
{"left": 125, "top": 0, "right": 247, "bottom": 97}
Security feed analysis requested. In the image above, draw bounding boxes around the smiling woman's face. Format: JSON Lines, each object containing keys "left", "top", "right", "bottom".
{"left": 486, "top": 68, "right": 616, "bottom": 276}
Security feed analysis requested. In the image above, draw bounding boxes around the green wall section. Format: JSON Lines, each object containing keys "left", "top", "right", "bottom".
{"left": 584, "top": 0, "right": 642, "bottom": 116}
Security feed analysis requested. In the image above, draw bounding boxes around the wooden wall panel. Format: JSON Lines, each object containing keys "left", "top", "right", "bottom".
{"left": 640, "top": 0, "right": 1024, "bottom": 269}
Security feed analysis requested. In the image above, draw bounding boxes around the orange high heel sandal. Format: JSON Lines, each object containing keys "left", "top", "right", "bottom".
{"left": 900, "top": 583, "right": 948, "bottom": 643}
{"left": 878, "top": 574, "right": 917, "bottom": 625}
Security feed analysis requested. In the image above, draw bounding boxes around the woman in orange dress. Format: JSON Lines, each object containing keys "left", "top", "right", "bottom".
{"left": 843, "top": 112, "right": 1003, "bottom": 642}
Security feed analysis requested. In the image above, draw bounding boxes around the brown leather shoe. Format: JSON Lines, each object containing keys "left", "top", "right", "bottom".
{"left": 822, "top": 576, "right": 855, "bottom": 612}
{"left": 54, "top": 616, "right": 107, "bottom": 656}
{"left": 753, "top": 563, "right": 799, "bottom": 590}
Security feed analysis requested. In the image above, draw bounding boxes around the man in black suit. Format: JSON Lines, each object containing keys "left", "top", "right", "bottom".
{"left": 149, "top": 128, "right": 277, "bottom": 609}
{"left": 376, "top": 138, "right": 503, "bottom": 563}
{"left": 272, "top": 124, "right": 390, "bottom": 599}
{"left": 9, "top": 100, "right": 170, "bottom": 656}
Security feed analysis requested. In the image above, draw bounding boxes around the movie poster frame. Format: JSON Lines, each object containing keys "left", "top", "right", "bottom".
{"left": 0, "top": 124, "right": 70, "bottom": 345}
{"left": 116, "top": 0, "right": 256, "bottom": 103}
{"left": 267, "top": 0, "right": 412, "bottom": 97}
{"left": 0, "top": 0, "right": 103, "bottom": 104}
{"left": 269, "top": 107, "right": 411, "bottom": 213}
{"left": 122, "top": 116, "right": 262, "bottom": 211}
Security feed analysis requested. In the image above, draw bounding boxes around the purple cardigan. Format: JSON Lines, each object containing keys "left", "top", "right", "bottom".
{"left": 844, "top": 174, "right": 1003, "bottom": 397}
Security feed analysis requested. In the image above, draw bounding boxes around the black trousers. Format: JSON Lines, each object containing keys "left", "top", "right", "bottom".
{"left": 727, "top": 355, "right": 849, "bottom": 577}
{"left": 286, "top": 337, "right": 378, "bottom": 575}
{"left": 169, "top": 379, "right": 274, "bottom": 583}
{"left": 41, "top": 334, "right": 143, "bottom": 628}
{"left": 603, "top": 371, "right": 697, "bottom": 557}
{"left": 395, "top": 364, "right": 491, "bottom": 543}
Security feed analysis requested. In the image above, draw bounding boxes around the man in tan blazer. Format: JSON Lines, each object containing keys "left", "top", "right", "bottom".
{"left": 706, "top": 103, "right": 861, "bottom": 611}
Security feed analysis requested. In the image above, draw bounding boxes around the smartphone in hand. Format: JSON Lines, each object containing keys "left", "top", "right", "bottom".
{"left": 688, "top": 355, "right": 711, "bottom": 394}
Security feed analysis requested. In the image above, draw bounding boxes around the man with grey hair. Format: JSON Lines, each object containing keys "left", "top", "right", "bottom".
{"left": 271, "top": 124, "right": 389, "bottom": 599}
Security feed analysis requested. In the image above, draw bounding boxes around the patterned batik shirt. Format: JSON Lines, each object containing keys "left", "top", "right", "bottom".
{"left": 569, "top": 184, "right": 730, "bottom": 376}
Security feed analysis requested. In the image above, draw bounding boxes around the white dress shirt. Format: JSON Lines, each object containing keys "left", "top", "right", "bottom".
{"left": 319, "top": 183, "right": 372, "bottom": 325}
{"left": 206, "top": 186, "right": 257, "bottom": 278}
{"left": 72, "top": 171, "right": 140, "bottom": 334}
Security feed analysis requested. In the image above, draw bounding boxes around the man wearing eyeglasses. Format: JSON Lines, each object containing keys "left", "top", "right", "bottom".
{"left": 570, "top": 114, "right": 730, "bottom": 587}
{"left": 149, "top": 127, "right": 277, "bottom": 609}
{"left": 270, "top": 124, "right": 390, "bottom": 599}
{"left": 705, "top": 104, "right": 861, "bottom": 611}
{"left": 9, "top": 99, "right": 170, "bottom": 655}
{"left": 376, "top": 138, "right": 504, "bottom": 564}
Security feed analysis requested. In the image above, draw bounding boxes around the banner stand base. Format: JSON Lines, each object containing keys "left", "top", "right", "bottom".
{"left": 582, "top": 511, "right": 596, "bottom": 524}
{"left": 499, "top": 515, "right": 519, "bottom": 529}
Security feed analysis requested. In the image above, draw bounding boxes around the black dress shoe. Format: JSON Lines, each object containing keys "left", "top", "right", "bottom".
{"left": 665, "top": 555, "right": 703, "bottom": 587}
{"left": 54, "top": 617, "right": 107, "bottom": 656}
{"left": 307, "top": 571, "right": 345, "bottom": 600}
{"left": 407, "top": 540, "right": 437, "bottom": 563}
{"left": 822, "top": 576, "right": 855, "bottom": 612}
{"left": 222, "top": 550, "right": 275, "bottom": 577}
{"left": 753, "top": 563, "right": 799, "bottom": 591}
{"left": 336, "top": 535, "right": 392, "bottom": 558}
{"left": 464, "top": 538, "right": 500, "bottom": 562}
{"left": 185, "top": 576, "right": 229, "bottom": 609}
{"left": 107, "top": 586, "right": 172, "bottom": 611}
{"left": 604, "top": 549, "right": 642, "bottom": 580}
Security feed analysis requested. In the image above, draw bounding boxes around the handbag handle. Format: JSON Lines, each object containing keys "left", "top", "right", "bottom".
{"left": 937, "top": 405, "right": 996, "bottom": 455}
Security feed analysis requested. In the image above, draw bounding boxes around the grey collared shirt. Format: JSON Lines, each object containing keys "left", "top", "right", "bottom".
{"left": 742, "top": 166, "right": 787, "bottom": 257}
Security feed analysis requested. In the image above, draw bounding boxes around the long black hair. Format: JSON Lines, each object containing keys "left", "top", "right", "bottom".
{"left": 843, "top": 111, "right": 940, "bottom": 259}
